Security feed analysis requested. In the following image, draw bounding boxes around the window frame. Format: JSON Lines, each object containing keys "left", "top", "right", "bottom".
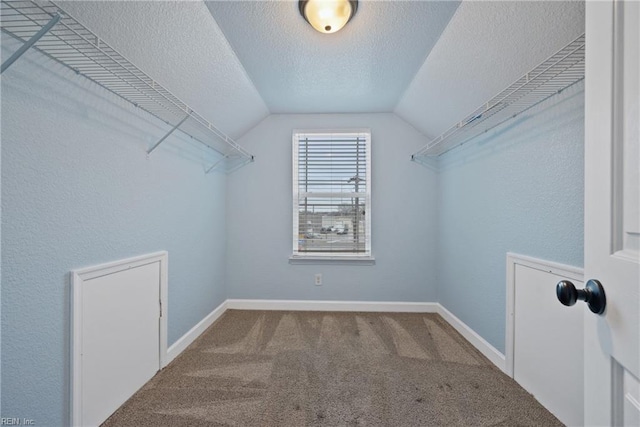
{"left": 291, "top": 129, "right": 373, "bottom": 262}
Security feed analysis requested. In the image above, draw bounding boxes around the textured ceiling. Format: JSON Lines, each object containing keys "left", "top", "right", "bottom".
{"left": 205, "top": 0, "right": 460, "bottom": 114}
{"left": 395, "top": 1, "right": 585, "bottom": 139}
{"left": 56, "top": 1, "right": 269, "bottom": 139}
{"left": 50, "top": 1, "right": 584, "bottom": 141}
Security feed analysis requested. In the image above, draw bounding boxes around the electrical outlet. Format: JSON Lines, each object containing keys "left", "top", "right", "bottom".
{"left": 314, "top": 273, "right": 322, "bottom": 286}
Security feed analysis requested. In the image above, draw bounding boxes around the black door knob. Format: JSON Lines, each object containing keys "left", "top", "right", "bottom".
{"left": 556, "top": 279, "right": 606, "bottom": 315}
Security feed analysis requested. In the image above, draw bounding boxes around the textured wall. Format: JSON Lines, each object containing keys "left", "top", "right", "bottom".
{"left": 226, "top": 114, "right": 438, "bottom": 302}
{"left": 1, "top": 38, "right": 227, "bottom": 425}
{"left": 0, "top": 2, "right": 587, "bottom": 423}
{"left": 0, "top": 37, "right": 2, "bottom": 418}
{"left": 436, "top": 83, "right": 585, "bottom": 354}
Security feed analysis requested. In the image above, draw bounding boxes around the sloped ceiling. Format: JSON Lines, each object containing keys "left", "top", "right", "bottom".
{"left": 205, "top": 0, "right": 460, "bottom": 113}
{"left": 395, "top": 1, "right": 586, "bottom": 139}
{"left": 56, "top": 0, "right": 269, "bottom": 139}
{"left": 54, "top": 1, "right": 584, "bottom": 141}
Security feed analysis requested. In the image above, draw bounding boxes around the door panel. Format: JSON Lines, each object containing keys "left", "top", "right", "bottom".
{"left": 623, "top": 369, "right": 640, "bottom": 427}
{"left": 584, "top": 1, "right": 640, "bottom": 425}
{"left": 81, "top": 262, "right": 160, "bottom": 426}
{"left": 514, "top": 265, "right": 583, "bottom": 426}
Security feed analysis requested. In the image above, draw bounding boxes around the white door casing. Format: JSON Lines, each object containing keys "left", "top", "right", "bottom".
{"left": 584, "top": 1, "right": 640, "bottom": 425}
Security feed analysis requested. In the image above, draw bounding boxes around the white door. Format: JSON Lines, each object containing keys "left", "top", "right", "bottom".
{"left": 73, "top": 258, "right": 162, "bottom": 427}
{"left": 584, "top": 1, "right": 640, "bottom": 425}
{"left": 514, "top": 264, "right": 584, "bottom": 426}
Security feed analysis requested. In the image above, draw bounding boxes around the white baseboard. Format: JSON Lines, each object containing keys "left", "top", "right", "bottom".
{"left": 164, "top": 300, "right": 227, "bottom": 366}
{"left": 436, "top": 304, "right": 507, "bottom": 373}
{"left": 164, "top": 298, "right": 506, "bottom": 374}
{"left": 226, "top": 299, "right": 439, "bottom": 313}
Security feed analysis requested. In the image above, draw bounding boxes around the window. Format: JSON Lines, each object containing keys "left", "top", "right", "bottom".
{"left": 292, "top": 131, "right": 372, "bottom": 259}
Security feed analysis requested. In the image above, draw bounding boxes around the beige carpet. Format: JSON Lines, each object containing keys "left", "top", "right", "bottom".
{"left": 102, "top": 310, "right": 561, "bottom": 426}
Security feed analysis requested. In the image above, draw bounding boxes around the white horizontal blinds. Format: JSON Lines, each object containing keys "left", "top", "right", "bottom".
{"left": 293, "top": 132, "right": 371, "bottom": 255}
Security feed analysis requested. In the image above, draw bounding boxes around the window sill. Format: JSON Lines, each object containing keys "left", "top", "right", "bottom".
{"left": 289, "top": 255, "right": 376, "bottom": 265}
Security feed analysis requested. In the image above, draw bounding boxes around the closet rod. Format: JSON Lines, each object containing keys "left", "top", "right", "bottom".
{"left": 411, "top": 33, "right": 585, "bottom": 159}
{"left": 0, "top": 0, "right": 254, "bottom": 173}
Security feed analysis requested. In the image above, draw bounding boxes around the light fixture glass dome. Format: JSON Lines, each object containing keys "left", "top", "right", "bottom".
{"left": 299, "top": 0, "right": 358, "bottom": 34}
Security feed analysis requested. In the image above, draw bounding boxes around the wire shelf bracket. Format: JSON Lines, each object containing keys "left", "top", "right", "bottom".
{"left": 147, "top": 113, "right": 190, "bottom": 155}
{"left": 411, "top": 33, "right": 585, "bottom": 159}
{"left": 0, "top": 0, "right": 254, "bottom": 173}
{"left": 1, "top": 10, "right": 59, "bottom": 73}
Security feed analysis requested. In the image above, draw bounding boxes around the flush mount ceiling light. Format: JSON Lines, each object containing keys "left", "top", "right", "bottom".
{"left": 299, "top": 0, "right": 358, "bottom": 34}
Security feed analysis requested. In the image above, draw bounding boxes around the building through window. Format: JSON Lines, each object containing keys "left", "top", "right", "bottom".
{"left": 292, "top": 131, "right": 371, "bottom": 258}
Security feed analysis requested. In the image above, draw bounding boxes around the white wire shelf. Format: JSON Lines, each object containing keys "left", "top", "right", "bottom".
{"left": 411, "top": 33, "right": 585, "bottom": 159}
{"left": 1, "top": 0, "right": 254, "bottom": 173}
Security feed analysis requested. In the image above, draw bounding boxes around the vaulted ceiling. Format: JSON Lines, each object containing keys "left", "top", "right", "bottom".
{"left": 56, "top": 1, "right": 585, "bottom": 141}
{"left": 205, "top": 1, "right": 460, "bottom": 114}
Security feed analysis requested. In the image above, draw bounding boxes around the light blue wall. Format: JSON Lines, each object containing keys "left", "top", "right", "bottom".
{"left": 0, "top": 39, "right": 2, "bottom": 419}
{"left": 1, "top": 39, "right": 227, "bottom": 425}
{"left": 436, "top": 83, "right": 585, "bottom": 354}
{"left": 1, "top": 27, "right": 585, "bottom": 427}
{"left": 226, "top": 114, "right": 438, "bottom": 302}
